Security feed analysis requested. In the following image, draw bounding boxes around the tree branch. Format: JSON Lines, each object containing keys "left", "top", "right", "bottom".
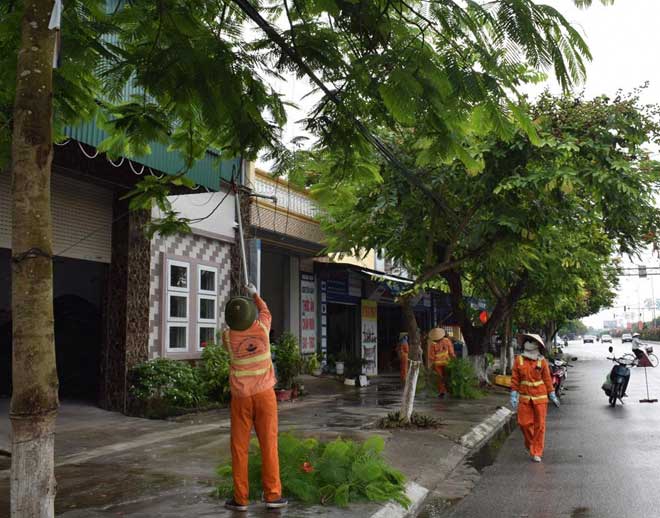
{"left": 230, "top": 0, "right": 453, "bottom": 217}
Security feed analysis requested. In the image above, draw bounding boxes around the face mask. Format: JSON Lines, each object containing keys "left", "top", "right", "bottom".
{"left": 523, "top": 341, "right": 539, "bottom": 352}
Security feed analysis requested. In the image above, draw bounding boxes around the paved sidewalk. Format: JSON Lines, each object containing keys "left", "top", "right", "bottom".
{"left": 0, "top": 375, "right": 511, "bottom": 517}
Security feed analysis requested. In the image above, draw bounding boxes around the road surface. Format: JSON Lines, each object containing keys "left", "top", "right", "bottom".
{"left": 426, "top": 338, "right": 660, "bottom": 518}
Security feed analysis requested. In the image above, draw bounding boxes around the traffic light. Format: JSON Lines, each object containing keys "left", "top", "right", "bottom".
{"left": 624, "top": 306, "right": 627, "bottom": 312}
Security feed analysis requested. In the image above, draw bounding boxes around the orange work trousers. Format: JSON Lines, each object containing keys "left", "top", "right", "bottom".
{"left": 433, "top": 364, "right": 448, "bottom": 394}
{"left": 517, "top": 401, "right": 548, "bottom": 457}
{"left": 400, "top": 353, "right": 409, "bottom": 383}
{"left": 230, "top": 388, "right": 281, "bottom": 505}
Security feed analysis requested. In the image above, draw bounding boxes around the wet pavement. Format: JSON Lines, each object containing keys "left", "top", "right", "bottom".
{"left": 424, "top": 339, "right": 660, "bottom": 518}
{"left": 0, "top": 374, "right": 509, "bottom": 517}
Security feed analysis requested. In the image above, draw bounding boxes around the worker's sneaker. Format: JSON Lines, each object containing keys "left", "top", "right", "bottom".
{"left": 531, "top": 455, "right": 542, "bottom": 463}
{"left": 225, "top": 499, "right": 248, "bottom": 512}
{"left": 265, "top": 498, "right": 288, "bottom": 509}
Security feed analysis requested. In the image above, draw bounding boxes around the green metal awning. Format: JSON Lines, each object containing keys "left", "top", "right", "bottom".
{"left": 64, "top": 121, "right": 239, "bottom": 191}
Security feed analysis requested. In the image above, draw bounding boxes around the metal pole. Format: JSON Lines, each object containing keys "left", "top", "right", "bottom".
{"left": 235, "top": 187, "right": 250, "bottom": 288}
{"left": 652, "top": 275, "right": 657, "bottom": 325}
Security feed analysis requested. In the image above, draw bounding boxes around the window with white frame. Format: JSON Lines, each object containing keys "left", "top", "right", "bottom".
{"left": 166, "top": 260, "right": 190, "bottom": 352}
{"left": 197, "top": 265, "right": 218, "bottom": 350}
{"left": 163, "top": 258, "right": 220, "bottom": 354}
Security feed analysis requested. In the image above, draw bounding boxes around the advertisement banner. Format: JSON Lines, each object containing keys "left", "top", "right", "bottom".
{"left": 361, "top": 300, "right": 378, "bottom": 375}
{"left": 300, "top": 273, "right": 317, "bottom": 354}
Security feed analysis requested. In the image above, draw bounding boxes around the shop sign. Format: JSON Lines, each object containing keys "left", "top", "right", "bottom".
{"left": 361, "top": 300, "right": 378, "bottom": 375}
{"left": 349, "top": 271, "right": 363, "bottom": 298}
{"left": 300, "top": 273, "right": 317, "bottom": 354}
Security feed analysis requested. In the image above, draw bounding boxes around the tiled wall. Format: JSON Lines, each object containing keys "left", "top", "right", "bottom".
{"left": 148, "top": 232, "right": 232, "bottom": 358}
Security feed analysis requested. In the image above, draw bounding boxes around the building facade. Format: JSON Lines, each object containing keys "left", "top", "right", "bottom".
{"left": 0, "top": 127, "right": 240, "bottom": 411}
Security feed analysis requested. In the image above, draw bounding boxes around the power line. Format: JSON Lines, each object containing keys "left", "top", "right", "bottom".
{"left": 230, "top": 0, "right": 451, "bottom": 217}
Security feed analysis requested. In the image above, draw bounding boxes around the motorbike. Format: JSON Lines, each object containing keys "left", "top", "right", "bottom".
{"left": 602, "top": 346, "right": 636, "bottom": 407}
{"left": 550, "top": 358, "right": 572, "bottom": 398}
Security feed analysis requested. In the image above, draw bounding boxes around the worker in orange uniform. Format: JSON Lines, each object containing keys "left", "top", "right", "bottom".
{"left": 397, "top": 332, "right": 409, "bottom": 384}
{"left": 510, "top": 333, "right": 560, "bottom": 463}
{"left": 428, "top": 328, "right": 455, "bottom": 398}
{"left": 222, "top": 284, "right": 287, "bottom": 512}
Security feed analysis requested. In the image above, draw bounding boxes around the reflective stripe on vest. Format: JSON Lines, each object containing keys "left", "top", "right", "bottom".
{"left": 434, "top": 350, "right": 450, "bottom": 364}
{"left": 231, "top": 351, "right": 271, "bottom": 366}
{"left": 232, "top": 365, "right": 273, "bottom": 377}
{"left": 227, "top": 321, "right": 272, "bottom": 378}
{"left": 520, "top": 394, "right": 548, "bottom": 401}
{"left": 520, "top": 380, "right": 544, "bottom": 387}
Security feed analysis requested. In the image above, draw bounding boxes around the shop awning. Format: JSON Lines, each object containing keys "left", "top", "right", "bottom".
{"left": 360, "top": 269, "right": 414, "bottom": 285}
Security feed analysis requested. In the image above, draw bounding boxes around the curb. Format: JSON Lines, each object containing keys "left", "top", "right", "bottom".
{"left": 369, "top": 406, "right": 515, "bottom": 518}
{"left": 369, "top": 482, "right": 429, "bottom": 518}
{"left": 459, "top": 406, "right": 513, "bottom": 450}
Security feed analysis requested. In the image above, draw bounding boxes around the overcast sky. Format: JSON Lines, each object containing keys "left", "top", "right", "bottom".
{"left": 262, "top": 1, "right": 660, "bottom": 328}
{"left": 533, "top": 1, "right": 660, "bottom": 329}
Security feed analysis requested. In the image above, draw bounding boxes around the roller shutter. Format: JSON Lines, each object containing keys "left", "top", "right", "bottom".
{"left": 0, "top": 172, "right": 113, "bottom": 263}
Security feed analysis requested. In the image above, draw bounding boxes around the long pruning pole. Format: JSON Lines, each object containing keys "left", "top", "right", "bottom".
{"left": 235, "top": 164, "right": 250, "bottom": 287}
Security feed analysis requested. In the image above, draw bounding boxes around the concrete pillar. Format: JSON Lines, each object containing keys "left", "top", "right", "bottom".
{"left": 100, "top": 198, "right": 150, "bottom": 412}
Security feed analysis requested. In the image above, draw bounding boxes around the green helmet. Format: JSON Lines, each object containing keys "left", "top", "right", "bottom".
{"left": 225, "top": 296, "right": 257, "bottom": 331}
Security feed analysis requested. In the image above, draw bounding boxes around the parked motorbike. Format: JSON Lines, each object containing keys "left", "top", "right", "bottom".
{"left": 550, "top": 358, "right": 573, "bottom": 398}
{"left": 602, "top": 346, "right": 636, "bottom": 407}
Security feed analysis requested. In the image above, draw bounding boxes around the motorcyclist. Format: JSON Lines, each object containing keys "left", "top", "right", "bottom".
{"left": 632, "top": 332, "right": 642, "bottom": 350}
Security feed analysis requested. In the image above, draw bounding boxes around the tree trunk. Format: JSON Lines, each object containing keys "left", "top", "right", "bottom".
{"left": 10, "top": 2, "right": 59, "bottom": 517}
{"left": 505, "top": 315, "right": 513, "bottom": 374}
{"left": 499, "top": 332, "right": 507, "bottom": 375}
{"left": 467, "top": 354, "right": 490, "bottom": 383}
{"left": 400, "top": 296, "right": 421, "bottom": 422}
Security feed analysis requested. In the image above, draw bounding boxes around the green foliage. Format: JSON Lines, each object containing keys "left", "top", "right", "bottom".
{"left": 377, "top": 411, "right": 442, "bottom": 429}
{"left": 312, "top": 90, "right": 660, "bottom": 357}
{"left": 198, "top": 343, "right": 231, "bottom": 404}
{"left": 214, "top": 433, "right": 410, "bottom": 508}
{"left": 2, "top": 0, "right": 597, "bottom": 202}
{"left": 128, "top": 358, "right": 206, "bottom": 416}
{"left": 304, "top": 353, "right": 321, "bottom": 374}
{"left": 559, "top": 319, "right": 588, "bottom": 336}
{"left": 273, "top": 332, "right": 303, "bottom": 390}
{"left": 129, "top": 344, "right": 233, "bottom": 416}
{"left": 444, "top": 358, "right": 483, "bottom": 399}
{"left": 641, "top": 328, "right": 660, "bottom": 341}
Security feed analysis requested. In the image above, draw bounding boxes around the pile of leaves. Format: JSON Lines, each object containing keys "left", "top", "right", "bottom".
{"left": 215, "top": 433, "right": 410, "bottom": 508}
{"left": 377, "top": 411, "right": 442, "bottom": 429}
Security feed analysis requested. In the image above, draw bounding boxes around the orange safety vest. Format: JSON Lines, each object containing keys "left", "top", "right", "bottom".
{"left": 511, "top": 355, "right": 553, "bottom": 403}
{"left": 224, "top": 297, "right": 276, "bottom": 398}
{"left": 430, "top": 338, "right": 454, "bottom": 367}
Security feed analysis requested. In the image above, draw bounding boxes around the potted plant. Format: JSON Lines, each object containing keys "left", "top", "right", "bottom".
{"left": 306, "top": 353, "right": 322, "bottom": 376}
{"left": 272, "top": 332, "right": 302, "bottom": 401}
{"left": 335, "top": 351, "right": 348, "bottom": 376}
{"left": 345, "top": 357, "right": 368, "bottom": 386}
{"left": 325, "top": 354, "right": 336, "bottom": 374}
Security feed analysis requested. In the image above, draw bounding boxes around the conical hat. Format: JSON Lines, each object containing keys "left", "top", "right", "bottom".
{"left": 428, "top": 328, "right": 446, "bottom": 341}
{"left": 520, "top": 333, "right": 546, "bottom": 352}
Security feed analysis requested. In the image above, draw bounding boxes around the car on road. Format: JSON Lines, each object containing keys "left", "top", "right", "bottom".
{"left": 601, "top": 334, "right": 612, "bottom": 343}
{"left": 583, "top": 335, "right": 596, "bottom": 344}
{"left": 622, "top": 333, "right": 633, "bottom": 343}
